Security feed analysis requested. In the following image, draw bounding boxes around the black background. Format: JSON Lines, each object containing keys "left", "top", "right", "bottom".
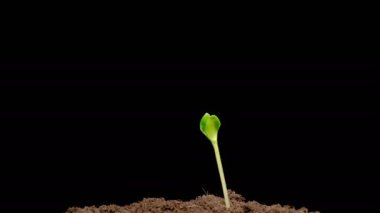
{"left": 1, "top": 7, "right": 380, "bottom": 212}
{"left": 1, "top": 55, "right": 379, "bottom": 212}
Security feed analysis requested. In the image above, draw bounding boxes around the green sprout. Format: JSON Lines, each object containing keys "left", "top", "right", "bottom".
{"left": 200, "top": 113, "right": 231, "bottom": 208}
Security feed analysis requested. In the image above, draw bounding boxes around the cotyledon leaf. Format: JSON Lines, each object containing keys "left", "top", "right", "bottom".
{"left": 200, "top": 112, "right": 221, "bottom": 144}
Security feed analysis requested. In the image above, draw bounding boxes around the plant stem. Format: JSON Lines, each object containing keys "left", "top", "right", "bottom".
{"left": 212, "top": 141, "right": 230, "bottom": 208}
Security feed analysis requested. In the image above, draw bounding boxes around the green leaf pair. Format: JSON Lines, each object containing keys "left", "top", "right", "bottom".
{"left": 200, "top": 113, "right": 221, "bottom": 144}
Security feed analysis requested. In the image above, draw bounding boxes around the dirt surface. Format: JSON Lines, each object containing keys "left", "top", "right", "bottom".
{"left": 66, "top": 190, "right": 319, "bottom": 213}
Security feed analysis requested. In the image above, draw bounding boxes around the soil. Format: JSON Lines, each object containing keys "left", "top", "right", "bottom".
{"left": 66, "top": 190, "right": 319, "bottom": 213}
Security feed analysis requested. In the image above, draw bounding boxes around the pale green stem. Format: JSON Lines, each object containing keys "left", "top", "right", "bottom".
{"left": 212, "top": 141, "right": 230, "bottom": 208}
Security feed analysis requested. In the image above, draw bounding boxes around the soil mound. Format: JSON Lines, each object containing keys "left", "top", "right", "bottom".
{"left": 67, "top": 190, "right": 319, "bottom": 213}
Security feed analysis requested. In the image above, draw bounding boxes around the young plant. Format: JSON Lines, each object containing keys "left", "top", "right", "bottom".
{"left": 200, "top": 113, "right": 231, "bottom": 208}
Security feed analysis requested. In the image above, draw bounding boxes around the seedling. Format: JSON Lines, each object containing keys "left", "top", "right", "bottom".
{"left": 200, "top": 113, "right": 231, "bottom": 208}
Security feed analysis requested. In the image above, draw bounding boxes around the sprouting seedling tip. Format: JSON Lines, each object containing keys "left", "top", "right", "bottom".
{"left": 200, "top": 112, "right": 221, "bottom": 144}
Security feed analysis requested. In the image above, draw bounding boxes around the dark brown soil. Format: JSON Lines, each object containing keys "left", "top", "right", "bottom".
{"left": 66, "top": 190, "right": 319, "bottom": 213}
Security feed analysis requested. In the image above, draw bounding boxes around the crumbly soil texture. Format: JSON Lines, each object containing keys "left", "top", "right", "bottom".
{"left": 67, "top": 190, "right": 319, "bottom": 213}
